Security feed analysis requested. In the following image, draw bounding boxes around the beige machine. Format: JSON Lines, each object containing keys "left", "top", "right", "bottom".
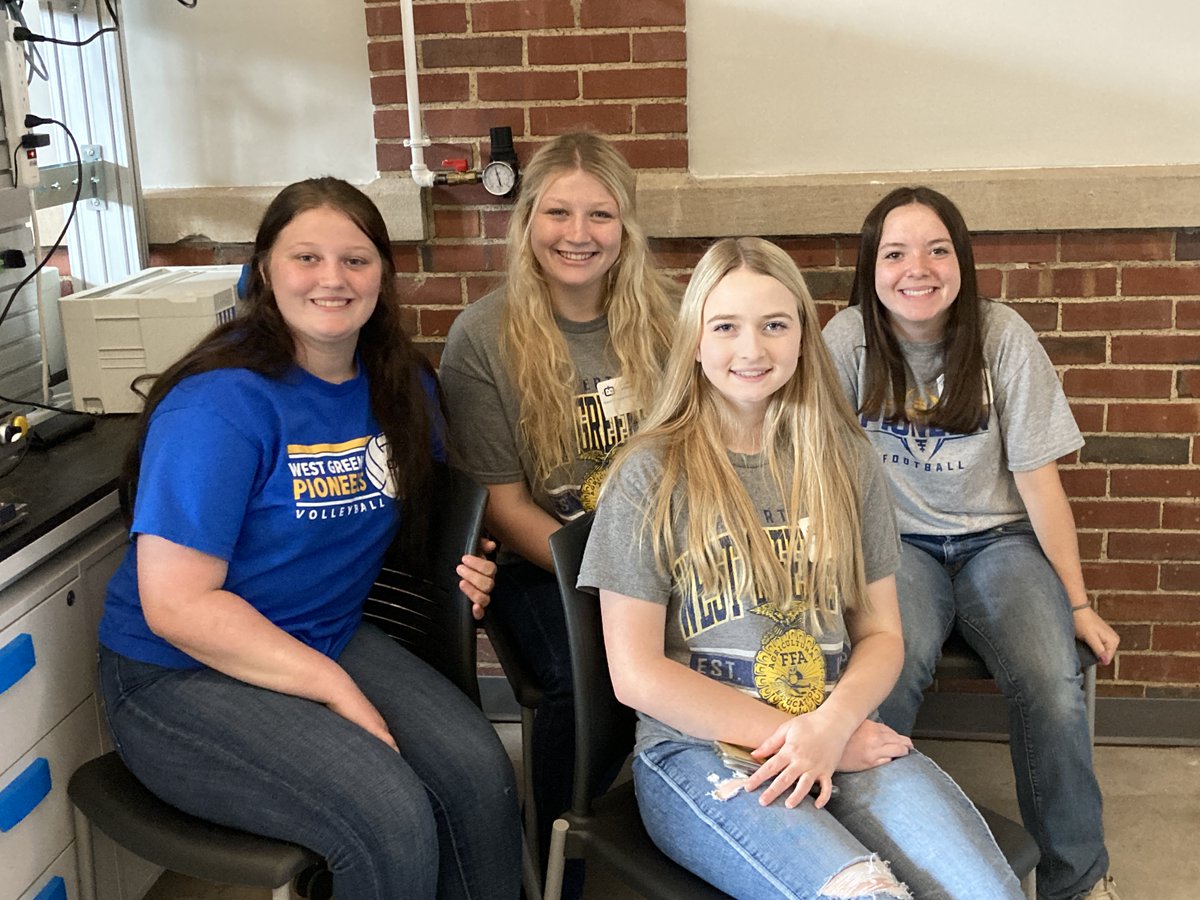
{"left": 60, "top": 266, "right": 242, "bottom": 414}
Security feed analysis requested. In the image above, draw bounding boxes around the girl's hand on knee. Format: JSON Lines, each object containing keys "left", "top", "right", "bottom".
{"left": 457, "top": 540, "right": 498, "bottom": 620}
{"left": 745, "top": 714, "right": 849, "bottom": 809}
{"left": 1073, "top": 607, "right": 1120, "bottom": 666}
{"left": 837, "top": 719, "right": 912, "bottom": 772}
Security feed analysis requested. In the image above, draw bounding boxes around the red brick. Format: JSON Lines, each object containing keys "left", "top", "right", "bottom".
{"left": 583, "top": 67, "right": 686, "bottom": 100}
{"left": 148, "top": 244, "right": 216, "bottom": 267}
{"left": 1067, "top": 401, "right": 1105, "bottom": 431}
{"left": 1061, "top": 463, "right": 1107, "bottom": 496}
{"left": 1005, "top": 301, "right": 1058, "bottom": 331}
{"left": 414, "top": 3, "right": 468, "bottom": 33}
{"left": 1179, "top": 231, "right": 1200, "bottom": 261}
{"left": 1060, "top": 230, "right": 1173, "bottom": 262}
{"left": 423, "top": 107, "right": 525, "bottom": 139}
{"left": 1119, "top": 655, "right": 1200, "bottom": 684}
{"left": 1163, "top": 501, "right": 1200, "bottom": 530}
{"left": 419, "top": 308, "right": 463, "bottom": 337}
{"left": 1111, "top": 334, "right": 1200, "bottom": 364}
{"left": 1114, "top": 624, "right": 1154, "bottom": 652}
{"left": 390, "top": 245, "right": 420, "bottom": 274}
{"left": 632, "top": 31, "right": 686, "bottom": 62}
{"left": 972, "top": 233, "right": 1057, "bottom": 264}
{"left": 816, "top": 302, "right": 839, "bottom": 328}
{"left": 424, "top": 241, "right": 506, "bottom": 273}
{"left": 635, "top": 102, "right": 687, "bottom": 134}
{"left": 1111, "top": 468, "right": 1200, "bottom": 499}
{"left": 1100, "top": 592, "right": 1199, "bottom": 622}
{"left": 774, "top": 238, "right": 838, "bottom": 268}
{"left": 430, "top": 179, "right": 503, "bottom": 208}
{"left": 528, "top": 33, "right": 629, "bottom": 65}
{"left": 396, "top": 275, "right": 464, "bottom": 305}
{"left": 399, "top": 306, "right": 419, "bottom": 334}
{"left": 479, "top": 71, "right": 579, "bottom": 101}
{"left": 1007, "top": 267, "right": 1117, "bottom": 299}
{"left": 967, "top": 268, "right": 997, "bottom": 297}
{"left": 530, "top": 103, "right": 632, "bottom": 136}
{"left": 376, "top": 141, "right": 408, "bottom": 172}
{"left": 472, "top": 0, "right": 575, "bottom": 32}
{"left": 1107, "top": 402, "right": 1200, "bottom": 434}
{"left": 365, "top": 5, "right": 403, "bottom": 36}
{"left": 1062, "top": 368, "right": 1173, "bottom": 399}
{"left": 615, "top": 137, "right": 687, "bottom": 169}
{"left": 1061, "top": 298, "right": 1171, "bottom": 331}
{"left": 580, "top": 0, "right": 685, "bottom": 28}
{"left": 1072, "top": 500, "right": 1160, "bottom": 529}
{"left": 372, "top": 73, "right": 469, "bottom": 105}
{"left": 837, "top": 236, "right": 862, "bottom": 268}
{"left": 422, "top": 36, "right": 522, "bottom": 68}
{"left": 1178, "top": 371, "right": 1200, "bottom": 401}
{"left": 1161, "top": 563, "right": 1200, "bottom": 592}
{"left": 465, "top": 275, "right": 504, "bottom": 300}
{"left": 1177, "top": 301, "right": 1200, "bottom": 329}
{"left": 1077, "top": 531, "right": 1102, "bottom": 560}
{"left": 482, "top": 210, "right": 512, "bottom": 239}
{"left": 433, "top": 208, "right": 481, "bottom": 239}
{"left": 1042, "top": 336, "right": 1106, "bottom": 366}
{"left": 1122, "top": 266, "right": 1200, "bottom": 296}
{"left": 1083, "top": 562, "right": 1160, "bottom": 593}
{"left": 650, "top": 238, "right": 711, "bottom": 269}
{"left": 368, "top": 40, "right": 406, "bottom": 72}
{"left": 1097, "top": 683, "right": 1146, "bottom": 698}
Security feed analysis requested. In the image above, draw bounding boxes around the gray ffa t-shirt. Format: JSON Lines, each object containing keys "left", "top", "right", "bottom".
{"left": 821, "top": 301, "right": 1083, "bottom": 535}
{"left": 578, "top": 441, "right": 900, "bottom": 755}
{"left": 439, "top": 289, "right": 635, "bottom": 526}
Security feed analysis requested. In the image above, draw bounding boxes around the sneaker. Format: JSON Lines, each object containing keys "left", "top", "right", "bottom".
{"left": 1080, "top": 874, "right": 1122, "bottom": 900}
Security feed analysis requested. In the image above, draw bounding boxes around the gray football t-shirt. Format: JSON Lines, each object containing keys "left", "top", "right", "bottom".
{"left": 822, "top": 301, "right": 1083, "bottom": 536}
{"left": 578, "top": 440, "right": 900, "bottom": 755}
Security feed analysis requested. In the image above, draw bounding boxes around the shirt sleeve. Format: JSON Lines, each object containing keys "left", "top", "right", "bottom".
{"left": 131, "top": 404, "right": 261, "bottom": 561}
{"left": 821, "top": 308, "right": 865, "bottom": 412}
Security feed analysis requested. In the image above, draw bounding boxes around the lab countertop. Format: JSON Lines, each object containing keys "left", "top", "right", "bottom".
{"left": 0, "top": 414, "right": 139, "bottom": 589}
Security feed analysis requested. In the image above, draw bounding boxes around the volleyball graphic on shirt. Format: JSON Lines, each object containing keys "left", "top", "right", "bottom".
{"left": 364, "top": 434, "right": 398, "bottom": 498}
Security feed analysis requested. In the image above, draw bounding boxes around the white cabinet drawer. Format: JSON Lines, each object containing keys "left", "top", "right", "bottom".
{"left": 0, "top": 581, "right": 95, "bottom": 774}
{"left": 0, "top": 698, "right": 103, "bottom": 900}
{"left": 17, "top": 843, "right": 79, "bottom": 900}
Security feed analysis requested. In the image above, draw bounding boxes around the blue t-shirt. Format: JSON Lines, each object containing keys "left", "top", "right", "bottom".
{"left": 99, "top": 364, "right": 443, "bottom": 668}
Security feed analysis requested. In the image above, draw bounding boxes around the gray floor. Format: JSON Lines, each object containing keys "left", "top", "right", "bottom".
{"left": 145, "top": 726, "right": 1200, "bottom": 900}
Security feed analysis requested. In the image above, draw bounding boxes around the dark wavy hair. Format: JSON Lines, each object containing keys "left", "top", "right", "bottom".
{"left": 120, "top": 177, "right": 438, "bottom": 555}
{"left": 848, "top": 186, "right": 986, "bottom": 433}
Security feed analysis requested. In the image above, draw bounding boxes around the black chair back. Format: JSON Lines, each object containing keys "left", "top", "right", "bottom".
{"left": 548, "top": 512, "right": 636, "bottom": 815}
{"left": 363, "top": 463, "right": 487, "bottom": 705}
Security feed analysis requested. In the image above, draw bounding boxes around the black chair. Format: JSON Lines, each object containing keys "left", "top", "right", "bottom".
{"left": 544, "top": 513, "right": 1041, "bottom": 900}
{"left": 69, "top": 464, "right": 490, "bottom": 900}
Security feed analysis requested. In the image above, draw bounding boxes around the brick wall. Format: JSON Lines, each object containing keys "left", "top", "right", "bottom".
{"left": 146, "top": 0, "right": 1200, "bottom": 701}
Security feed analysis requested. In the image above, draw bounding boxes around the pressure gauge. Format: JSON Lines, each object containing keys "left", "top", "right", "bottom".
{"left": 481, "top": 159, "right": 517, "bottom": 196}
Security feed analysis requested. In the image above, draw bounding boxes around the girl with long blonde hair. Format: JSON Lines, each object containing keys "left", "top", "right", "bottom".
{"left": 579, "top": 237, "right": 1021, "bottom": 899}
{"left": 440, "top": 132, "right": 676, "bottom": 859}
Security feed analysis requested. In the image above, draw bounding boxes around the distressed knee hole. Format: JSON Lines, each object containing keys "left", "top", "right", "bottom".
{"left": 818, "top": 856, "right": 912, "bottom": 899}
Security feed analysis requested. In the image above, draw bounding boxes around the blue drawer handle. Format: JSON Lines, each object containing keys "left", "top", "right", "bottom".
{"left": 34, "top": 875, "right": 67, "bottom": 900}
{"left": 0, "top": 632, "right": 36, "bottom": 695}
{"left": 0, "top": 756, "right": 52, "bottom": 832}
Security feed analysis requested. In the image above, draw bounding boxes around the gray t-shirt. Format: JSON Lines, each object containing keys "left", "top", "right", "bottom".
{"left": 578, "top": 440, "right": 900, "bottom": 755}
{"left": 821, "top": 301, "right": 1083, "bottom": 535}
{"left": 440, "top": 289, "right": 635, "bottom": 527}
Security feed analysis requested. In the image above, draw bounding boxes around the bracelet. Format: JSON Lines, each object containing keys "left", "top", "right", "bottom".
{"left": 1070, "top": 601, "right": 1093, "bottom": 612}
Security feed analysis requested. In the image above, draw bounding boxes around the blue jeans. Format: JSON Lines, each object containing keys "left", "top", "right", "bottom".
{"left": 490, "top": 559, "right": 576, "bottom": 856}
{"left": 877, "top": 524, "right": 1107, "bottom": 900}
{"left": 99, "top": 622, "right": 521, "bottom": 900}
{"left": 634, "top": 741, "right": 1022, "bottom": 899}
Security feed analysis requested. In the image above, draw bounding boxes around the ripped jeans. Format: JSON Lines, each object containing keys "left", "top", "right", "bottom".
{"left": 633, "top": 742, "right": 1022, "bottom": 900}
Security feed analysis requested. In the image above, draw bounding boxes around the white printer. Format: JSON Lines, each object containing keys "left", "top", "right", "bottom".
{"left": 59, "top": 266, "right": 242, "bottom": 414}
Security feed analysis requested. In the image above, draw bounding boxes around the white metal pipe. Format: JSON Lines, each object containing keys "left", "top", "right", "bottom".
{"left": 399, "top": 0, "right": 435, "bottom": 188}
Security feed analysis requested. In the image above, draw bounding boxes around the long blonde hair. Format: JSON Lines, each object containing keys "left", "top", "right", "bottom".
{"left": 499, "top": 132, "right": 676, "bottom": 485}
{"left": 608, "top": 237, "right": 872, "bottom": 621}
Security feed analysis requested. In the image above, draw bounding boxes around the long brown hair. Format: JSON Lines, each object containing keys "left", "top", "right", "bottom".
{"left": 849, "top": 186, "right": 987, "bottom": 433}
{"left": 121, "top": 177, "right": 438, "bottom": 554}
